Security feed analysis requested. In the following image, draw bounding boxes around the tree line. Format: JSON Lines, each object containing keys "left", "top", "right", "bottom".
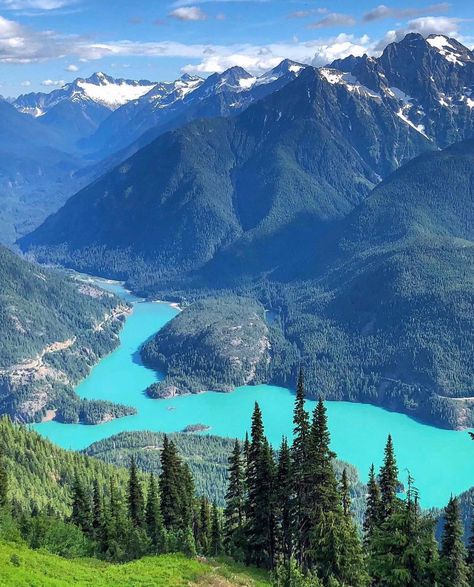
{"left": 0, "top": 434, "right": 224, "bottom": 562}
{"left": 222, "top": 370, "right": 474, "bottom": 586}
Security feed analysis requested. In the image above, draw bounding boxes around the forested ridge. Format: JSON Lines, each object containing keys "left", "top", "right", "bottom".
{"left": 84, "top": 430, "right": 366, "bottom": 511}
{"left": 0, "top": 247, "right": 135, "bottom": 424}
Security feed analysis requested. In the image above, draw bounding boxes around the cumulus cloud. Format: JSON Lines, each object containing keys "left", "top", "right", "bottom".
{"left": 363, "top": 3, "right": 450, "bottom": 22}
{"left": 65, "top": 63, "right": 78, "bottom": 71}
{"left": 179, "top": 34, "right": 372, "bottom": 74}
{"left": 41, "top": 78, "right": 65, "bottom": 86}
{"left": 169, "top": 6, "right": 207, "bottom": 21}
{"left": 375, "top": 15, "right": 462, "bottom": 50}
{"left": 0, "top": 8, "right": 467, "bottom": 75}
{"left": 20, "top": 79, "right": 31, "bottom": 86}
{"left": 308, "top": 13, "right": 356, "bottom": 30}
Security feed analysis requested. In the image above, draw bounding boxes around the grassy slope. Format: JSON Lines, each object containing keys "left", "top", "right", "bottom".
{"left": 0, "top": 542, "right": 270, "bottom": 587}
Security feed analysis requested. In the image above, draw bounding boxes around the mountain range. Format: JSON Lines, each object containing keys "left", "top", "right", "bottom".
{"left": 0, "top": 62, "right": 305, "bottom": 245}
{"left": 9, "top": 32, "right": 474, "bottom": 428}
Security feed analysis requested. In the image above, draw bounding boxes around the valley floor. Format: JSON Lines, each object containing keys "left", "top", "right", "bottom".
{"left": 0, "top": 542, "right": 270, "bottom": 587}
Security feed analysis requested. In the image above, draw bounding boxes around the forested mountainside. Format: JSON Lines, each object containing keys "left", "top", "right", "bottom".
{"left": 269, "top": 140, "right": 474, "bottom": 429}
{"left": 20, "top": 61, "right": 430, "bottom": 282}
{"left": 0, "top": 247, "right": 134, "bottom": 424}
{"left": 83, "top": 431, "right": 235, "bottom": 507}
{"left": 0, "top": 99, "right": 86, "bottom": 245}
{"left": 0, "top": 417, "right": 233, "bottom": 511}
{"left": 0, "top": 64, "right": 302, "bottom": 246}
{"left": 141, "top": 296, "right": 270, "bottom": 400}
{"left": 17, "top": 34, "right": 474, "bottom": 428}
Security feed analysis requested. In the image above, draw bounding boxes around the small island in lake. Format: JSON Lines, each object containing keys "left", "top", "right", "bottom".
{"left": 182, "top": 423, "right": 211, "bottom": 434}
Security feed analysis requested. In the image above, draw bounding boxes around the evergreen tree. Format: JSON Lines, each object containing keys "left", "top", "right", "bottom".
{"left": 363, "top": 464, "right": 381, "bottom": 547}
{"left": 307, "top": 398, "right": 339, "bottom": 571}
{"left": 309, "top": 398, "right": 338, "bottom": 510}
{"left": 467, "top": 514, "right": 474, "bottom": 587}
{"left": 223, "top": 440, "right": 245, "bottom": 557}
{"left": 128, "top": 457, "right": 145, "bottom": 528}
{"left": 312, "top": 509, "right": 369, "bottom": 586}
{"left": 245, "top": 402, "right": 276, "bottom": 568}
{"left": 272, "top": 557, "right": 323, "bottom": 587}
{"left": 379, "top": 435, "right": 399, "bottom": 521}
{"left": 182, "top": 525, "right": 197, "bottom": 558}
{"left": 103, "top": 477, "right": 128, "bottom": 561}
{"left": 210, "top": 502, "right": 223, "bottom": 556}
{"left": 340, "top": 468, "right": 351, "bottom": 518}
{"left": 291, "top": 369, "right": 311, "bottom": 569}
{"left": 276, "top": 436, "right": 293, "bottom": 563}
{"left": 145, "top": 473, "right": 165, "bottom": 553}
{"left": 159, "top": 435, "right": 182, "bottom": 531}
{"left": 440, "top": 496, "right": 469, "bottom": 587}
{"left": 178, "top": 462, "right": 195, "bottom": 531}
{"left": 0, "top": 450, "right": 8, "bottom": 509}
{"left": 71, "top": 473, "right": 92, "bottom": 536}
{"left": 369, "top": 481, "right": 439, "bottom": 587}
{"left": 91, "top": 479, "right": 103, "bottom": 543}
{"left": 197, "top": 496, "right": 211, "bottom": 554}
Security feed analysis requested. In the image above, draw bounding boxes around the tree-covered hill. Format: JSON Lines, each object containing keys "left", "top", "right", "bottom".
{"left": 278, "top": 139, "right": 474, "bottom": 428}
{"left": 84, "top": 430, "right": 236, "bottom": 506}
{"left": 0, "top": 247, "right": 134, "bottom": 424}
{"left": 141, "top": 296, "right": 270, "bottom": 400}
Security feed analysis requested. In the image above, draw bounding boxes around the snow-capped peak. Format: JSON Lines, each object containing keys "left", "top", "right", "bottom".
{"left": 73, "top": 73, "right": 157, "bottom": 110}
{"left": 13, "top": 73, "right": 158, "bottom": 117}
{"left": 254, "top": 59, "right": 305, "bottom": 86}
{"left": 426, "top": 34, "right": 474, "bottom": 66}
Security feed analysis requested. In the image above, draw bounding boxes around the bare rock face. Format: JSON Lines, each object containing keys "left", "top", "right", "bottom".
{"left": 141, "top": 296, "right": 270, "bottom": 398}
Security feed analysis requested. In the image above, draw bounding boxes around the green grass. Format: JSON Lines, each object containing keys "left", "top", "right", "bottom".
{"left": 0, "top": 541, "right": 270, "bottom": 587}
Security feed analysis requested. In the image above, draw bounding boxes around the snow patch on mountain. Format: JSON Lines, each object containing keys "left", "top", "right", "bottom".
{"left": 320, "top": 68, "right": 381, "bottom": 99}
{"left": 75, "top": 75, "right": 156, "bottom": 110}
{"left": 427, "top": 35, "right": 468, "bottom": 66}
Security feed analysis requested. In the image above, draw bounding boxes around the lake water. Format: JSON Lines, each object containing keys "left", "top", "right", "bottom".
{"left": 34, "top": 280, "right": 474, "bottom": 509}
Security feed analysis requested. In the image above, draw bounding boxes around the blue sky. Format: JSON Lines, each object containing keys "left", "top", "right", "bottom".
{"left": 0, "top": 0, "right": 473, "bottom": 96}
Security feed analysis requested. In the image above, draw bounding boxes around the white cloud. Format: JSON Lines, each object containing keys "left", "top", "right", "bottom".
{"left": 308, "top": 13, "right": 356, "bottom": 30}
{"left": 20, "top": 79, "right": 31, "bottom": 86}
{"left": 65, "top": 63, "right": 78, "bottom": 71}
{"left": 177, "top": 34, "right": 372, "bottom": 74}
{"left": 375, "top": 16, "right": 462, "bottom": 50}
{"left": 169, "top": 6, "right": 207, "bottom": 21}
{"left": 41, "top": 78, "right": 65, "bottom": 86}
{"left": 363, "top": 3, "right": 450, "bottom": 22}
{"left": 0, "top": 10, "right": 468, "bottom": 75}
{"left": 0, "top": 0, "right": 77, "bottom": 9}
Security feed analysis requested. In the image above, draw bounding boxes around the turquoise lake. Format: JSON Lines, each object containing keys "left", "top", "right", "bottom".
{"left": 34, "top": 280, "right": 474, "bottom": 509}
